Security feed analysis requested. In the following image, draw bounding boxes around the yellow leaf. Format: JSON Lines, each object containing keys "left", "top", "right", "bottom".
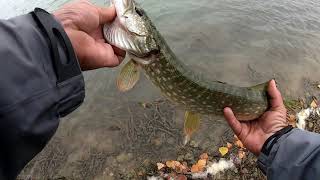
{"left": 219, "top": 147, "right": 229, "bottom": 156}
{"left": 311, "top": 100, "right": 318, "bottom": 109}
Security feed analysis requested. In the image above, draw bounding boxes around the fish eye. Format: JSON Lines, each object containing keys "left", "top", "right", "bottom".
{"left": 135, "top": 7, "right": 144, "bottom": 17}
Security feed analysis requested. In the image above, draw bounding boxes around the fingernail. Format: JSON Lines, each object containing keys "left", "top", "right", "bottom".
{"left": 272, "top": 79, "right": 278, "bottom": 87}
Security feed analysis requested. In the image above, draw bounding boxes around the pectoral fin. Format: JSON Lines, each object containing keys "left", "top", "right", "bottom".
{"left": 117, "top": 60, "right": 140, "bottom": 92}
{"left": 183, "top": 111, "right": 200, "bottom": 145}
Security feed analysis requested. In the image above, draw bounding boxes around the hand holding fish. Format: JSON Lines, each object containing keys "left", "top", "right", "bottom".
{"left": 223, "top": 80, "right": 288, "bottom": 155}
{"left": 53, "top": 0, "right": 126, "bottom": 70}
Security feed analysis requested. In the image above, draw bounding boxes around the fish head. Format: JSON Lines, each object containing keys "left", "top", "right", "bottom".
{"left": 104, "top": 0, "right": 158, "bottom": 64}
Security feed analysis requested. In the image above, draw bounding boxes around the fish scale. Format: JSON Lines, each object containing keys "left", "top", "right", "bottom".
{"left": 142, "top": 37, "right": 269, "bottom": 120}
{"left": 104, "top": 0, "right": 271, "bottom": 121}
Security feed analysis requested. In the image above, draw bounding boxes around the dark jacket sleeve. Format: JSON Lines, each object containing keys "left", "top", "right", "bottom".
{"left": 258, "top": 128, "right": 320, "bottom": 180}
{"left": 0, "top": 13, "right": 85, "bottom": 179}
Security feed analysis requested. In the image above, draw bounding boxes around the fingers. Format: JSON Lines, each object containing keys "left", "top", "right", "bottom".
{"left": 223, "top": 107, "right": 242, "bottom": 136}
{"left": 112, "top": 45, "right": 126, "bottom": 58}
{"left": 98, "top": 5, "right": 117, "bottom": 24}
{"left": 268, "top": 79, "right": 284, "bottom": 109}
{"left": 81, "top": 42, "right": 123, "bottom": 70}
{"left": 96, "top": 42, "right": 123, "bottom": 67}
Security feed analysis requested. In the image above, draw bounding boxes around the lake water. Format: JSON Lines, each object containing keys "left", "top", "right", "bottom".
{"left": 1, "top": 0, "right": 320, "bottom": 179}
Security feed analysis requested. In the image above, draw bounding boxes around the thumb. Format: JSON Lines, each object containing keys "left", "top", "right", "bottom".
{"left": 268, "top": 79, "right": 284, "bottom": 109}
{"left": 98, "top": 5, "right": 117, "bottom": 24}
{"left": 223, "top": 107, "right": 242, "bottom": 136}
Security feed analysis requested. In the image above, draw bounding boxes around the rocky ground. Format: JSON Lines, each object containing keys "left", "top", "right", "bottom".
{"left": 17, "top": 82, "right": 320, "bottom": 180}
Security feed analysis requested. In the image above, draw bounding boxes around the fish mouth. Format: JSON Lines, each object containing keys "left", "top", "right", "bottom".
{"left": 104, "top": 0, "right": 158, "bottom": 61}
{"left": 103, "top": 20, "right": 155, "bottom": 58}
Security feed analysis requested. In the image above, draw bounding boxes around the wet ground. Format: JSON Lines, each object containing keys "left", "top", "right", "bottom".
{"left": 1, "top": 0, "right": 320, "bottom": 179}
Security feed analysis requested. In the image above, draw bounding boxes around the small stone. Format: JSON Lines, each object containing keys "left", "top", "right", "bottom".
{"left": 167, "top": 137, "right": 175, "bottom": 144}
{"left": 309, "top": 122, "right": 314, "bottom": 129}
{"left": 184, "top": 153, "right": 194, "bottom": 161}
{"left": 233, "top": 168, "right": 238, "bottom": 173}
{"left": 177, "top": 155, "right": 184, "bottom": 162}
{"left": 190, "top": 140, "right": 198, "bottom": 148}
{"left": 116, "top": 152, "right": 132, "bottom": 163}
{"left": 152, "top": 138, "right": 162, "bottom": 146}
{"left": 241, "top": 168, "right": 249, "bottom": 174}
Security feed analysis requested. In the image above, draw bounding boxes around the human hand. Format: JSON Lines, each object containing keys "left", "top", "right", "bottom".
{"left": 223, "top": 80, "right": 288, "bottom": 155}
{"left": 53, "top": 0, "right": 126, "bottom": 70}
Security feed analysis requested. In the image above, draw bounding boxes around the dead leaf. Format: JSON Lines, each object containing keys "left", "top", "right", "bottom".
{"left": 198, "top": 159, "right": 206, "bottom": 167}
{"left": 157, "top": 163, "right": 165, "bottom": 170}
{"left": 166, "top": 160, "right": 175, "bottom": 169}
{"left": 235, "top": 140, "right": 245, "bottom": 149}
{"left": 287, "top": 114, "right": 296, "bottom": 127}
{"left": 191, "top": 159, "right": 206, "bottom": 173}
{"left": 177, "top": 175, "right": 187, "bottom": 180}
{"left": 311, "top": 100, "right": 318, "bottom": 109}
{"left": 200, "top": 153, "right": 209, "bottom": 160}
{"left": 238, "top": 150, "right": 246, "bottom": 159}
{"left": 234, "top": 135, "right": 239, "bottom": 140}
{"left": 227, "top": 142, "right": 233, "bottom": 149}
{"left": 175, "top": 163, "right": 187, "bottom": 174}
{"left": 191, "top": 165, "right": 200, "bottom": 173}
{"left": 219, "top": 147, "right": 229, "bottom": 156}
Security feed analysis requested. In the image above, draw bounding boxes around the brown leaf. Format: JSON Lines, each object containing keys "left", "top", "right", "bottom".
{"left": 234, "top": 135, "right": 239, "bottom": 140}
{"left": 191, "top": 165, "right": 200, "bottom": 173}
{"left": 311, "top": 100, "right": 318, "bottom": 109}
{"left": 200, "top": 153, "right": 209, "bottom": 160}
{"left": 197, "top": 159, "right": 207, "bottom": 168}
{"left": 235, "top": 140, "right": 245, "bottom": 149}
{"left": 177, "top": 175, "right": 187, "bottom": 180}
{"left": 227, "top": 142, "right": 233, "bottom": 149}
{"left": 287, "top": 114, "right": 296, "bottom": 127}
{"left": 166, "top": 160, "right": 175, "bottom": 169}
{"left": 191, "top": 159, "right": 207, "bottom": 173}
{"left": 157, "top": 163, "right": 166, "bottom": 170}
{"left": 238, "top": 150, "right": 246, "bottom": 159}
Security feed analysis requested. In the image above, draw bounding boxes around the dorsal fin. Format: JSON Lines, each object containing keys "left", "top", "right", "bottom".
{"left": 249, "top": 81, "right": 269, "bottom": 91}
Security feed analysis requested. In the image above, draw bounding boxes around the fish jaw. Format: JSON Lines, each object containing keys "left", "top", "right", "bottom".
{"left": 104, "top": 0, "right": 158, "bottom": 59}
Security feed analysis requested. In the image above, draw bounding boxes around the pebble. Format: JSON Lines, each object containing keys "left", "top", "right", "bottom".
{"left": 309, "top": 122, "right": 314, "bottom": 129}
{"left": 116, "top": 152, "right": 133, "bottom": 163}
{"left": 184, "top": 153, "right": 194, "bottom": 161}
{"left": 190, "top": 140, "right": 199, "bottom": 148}
{"left": 152, "top": 138, "right": 162, "bottom": 146}
{"left": 241, "top": 168, "right": 249, "bottom": 174}
{"left": 177, "top": 155, "right": 184, "bottom": 162}
{"left": 167, "top": 137, "right": 175, "bottom": 144}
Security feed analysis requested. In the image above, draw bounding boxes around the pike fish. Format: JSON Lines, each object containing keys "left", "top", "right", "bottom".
{"left": 103, "top": 0, "right": 291, "bottom": 142}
